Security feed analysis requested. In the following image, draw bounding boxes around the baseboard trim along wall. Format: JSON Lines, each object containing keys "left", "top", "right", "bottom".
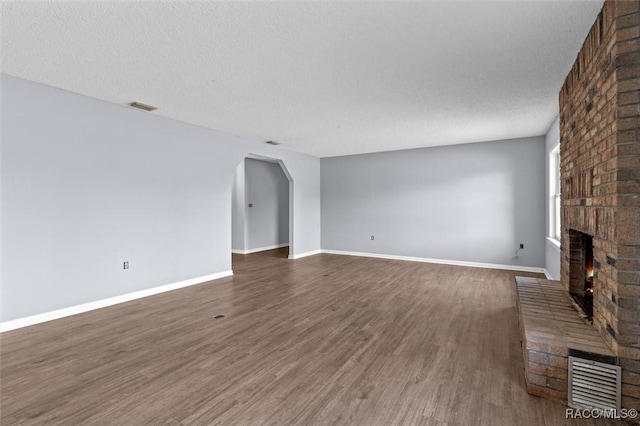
{"left": 543, "top": 269, "right": 554, "bottom": 280}
{"left": 232, "top": 243, "right": 289, "bottom": 255}
{"left": 0, "top": 270, "right": 234, "bottom": 333}
{"left": 1, "top": 250, "right": 546, "bottom": 332}
{"left": 320, "top": 249, "right": 547, "bottom": 274}
{"left": 288, "top": 249, "right": 322, "bottom": 260}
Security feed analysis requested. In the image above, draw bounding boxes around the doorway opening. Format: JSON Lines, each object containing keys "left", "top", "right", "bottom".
{"left": 231, "top": 155, "right": 293, "bottom": 266}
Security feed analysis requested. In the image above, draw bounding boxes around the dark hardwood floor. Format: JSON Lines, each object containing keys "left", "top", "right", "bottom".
{"left": 1, "top": 249, "right": 622, "bottom": 425}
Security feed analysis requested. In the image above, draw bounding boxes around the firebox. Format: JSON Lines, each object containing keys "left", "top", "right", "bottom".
{"left": 568, "top": 230, "right": 594, "bottom": 321}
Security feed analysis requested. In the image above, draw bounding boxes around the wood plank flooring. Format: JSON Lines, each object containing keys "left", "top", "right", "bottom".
{"left": 1, "top": 249, "right": 623, "bottom": 425}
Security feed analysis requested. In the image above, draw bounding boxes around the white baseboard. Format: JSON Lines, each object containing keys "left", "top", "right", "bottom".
{"left": 0, "top": 270, "right": 233, "bottom": 333}
{"left": 288, "top": 249, "right": 322, "bottom": 260}
{"left": 320, "top": 249, "right": 546, "bottom": 274}
{"left": 232, "top": 243, "right": 289, "bottom": 255}
{"left": 1, "top": 250, "right": 548, "bottom": 332}
{"left": 285, "top": 249, "right": 546, "bottom": 275}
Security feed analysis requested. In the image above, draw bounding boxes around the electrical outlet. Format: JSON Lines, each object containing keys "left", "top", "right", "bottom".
{"left": 371, "top": 235, "right": 375, "bottom": 241}
{"left": 123, "top": 261, "right": 129, "bottom": 270}
{"left": 520, "top": 243, "right": 524, "bottom": 249}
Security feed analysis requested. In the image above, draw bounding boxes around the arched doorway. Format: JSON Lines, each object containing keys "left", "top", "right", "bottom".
{"left": 231, "top": 154, "right": 293, "bottom": 261}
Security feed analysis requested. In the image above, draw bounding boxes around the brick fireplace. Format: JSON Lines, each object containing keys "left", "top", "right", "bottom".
{"left": 559, "top": 0, "right": 640, "bottom": 412}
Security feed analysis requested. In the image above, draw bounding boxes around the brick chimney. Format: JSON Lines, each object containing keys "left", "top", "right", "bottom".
{"left": 559, "top": 0, "right": 640, "bottom": 412}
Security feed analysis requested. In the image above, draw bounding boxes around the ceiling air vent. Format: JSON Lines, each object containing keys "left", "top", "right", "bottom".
{"left": 128, "top": 101, "right": 157, "bottom": 112}
{"left": 568, "top": 356, "right": 621, "bottom": 411}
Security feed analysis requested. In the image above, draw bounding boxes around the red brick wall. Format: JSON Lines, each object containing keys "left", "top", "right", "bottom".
{"left": 559, "top": 0, "right": 640, "bottom": 412}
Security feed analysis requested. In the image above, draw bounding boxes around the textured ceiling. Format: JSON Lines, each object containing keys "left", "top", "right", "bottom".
{"left": 1, "top": 1, "right": 603, "bottom": 157}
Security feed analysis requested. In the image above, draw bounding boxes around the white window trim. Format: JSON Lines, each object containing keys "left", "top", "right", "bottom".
{"left": 547, "top": 236, "right": 561, "bottom": 252}
{"left": 549, "top": 144, "right": 561, "bottom": 244}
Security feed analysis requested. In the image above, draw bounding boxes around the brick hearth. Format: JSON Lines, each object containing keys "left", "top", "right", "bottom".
{"left": 559, "top": 0, "right": 640, "bottom": 412}
{"left": 516, "top": 276, "right": 614, "bottom": 401}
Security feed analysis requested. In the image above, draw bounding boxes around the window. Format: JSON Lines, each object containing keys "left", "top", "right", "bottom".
{"left": 550, "top": 145, "right": 561, "bottom": 241}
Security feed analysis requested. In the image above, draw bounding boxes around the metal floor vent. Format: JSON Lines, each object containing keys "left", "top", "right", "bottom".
{"left": 568, "top": 356, "right": 621, "bottom": 411}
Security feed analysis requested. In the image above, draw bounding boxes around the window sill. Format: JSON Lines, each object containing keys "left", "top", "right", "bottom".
{"left": 546, "top": 237, "right": 561, "bottom": 252}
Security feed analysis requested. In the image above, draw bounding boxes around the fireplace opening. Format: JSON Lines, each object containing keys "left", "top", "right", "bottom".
{"left": 570, "top": 232, "right": 594, "bottom": 321}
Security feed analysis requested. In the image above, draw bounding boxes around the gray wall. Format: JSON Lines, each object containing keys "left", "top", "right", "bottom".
{"left": 321, "top": 137, "right": 546, "bottom": 268}
{"left": 1, "top": 74, "right": 321, "bottom": 322}
{"left": 245, "top": 159, "right": 289, "bottom": 250}
{"left": 545, "top": 116, "right": 561, "bottom": 279}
